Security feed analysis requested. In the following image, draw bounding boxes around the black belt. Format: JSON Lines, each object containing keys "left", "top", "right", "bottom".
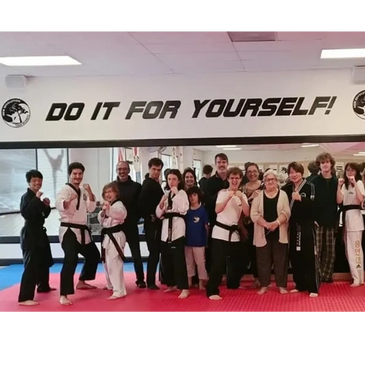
{"left": 100, "top": 224, "right": 125, "bottom": 262}
{"left": 215, "top": 221, "right": 239, "bottom": 242}
{"left": 61, "top": 222, "right": 92, "bottom": 245}
{"left": 295, "top": 224, "right": 302, "bottom": 252}
{"left": 162, "top": 212, "right": 185, "bottom": 243}
{"left": 340, "top": 204, "right": 361, "bottom": 230}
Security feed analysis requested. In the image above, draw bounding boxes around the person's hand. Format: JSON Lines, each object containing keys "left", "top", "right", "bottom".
{"left": 292, "top": 191, "right": 301, "bottom": 201}
{"left": 64, "top": 194, "right": 78, "bottom": 209}
{"left": 36, "top": 191, "right": 43, "bottom": 199}
{"left": 43, "top": 197, "right": 50, "bottom": 206}
{"left": 102, "top": 201, "right": 110, "bottom": 211}
{"left": 338, "top": 178, "right": 345, "bottom": 187}
{"left": 170, "top": 187, "right": 178, "bottom": 195}
{"left": 348, "top": 176, "right": 356, "bottom": 186}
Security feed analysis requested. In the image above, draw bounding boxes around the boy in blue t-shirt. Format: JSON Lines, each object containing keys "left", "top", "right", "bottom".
{"left": 185, "top": 186, "right": 209, "bottom": 290}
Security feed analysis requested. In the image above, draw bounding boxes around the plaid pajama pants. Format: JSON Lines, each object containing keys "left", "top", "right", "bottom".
{"left": 315, "top": 226, "right": 336, "bottom": 281}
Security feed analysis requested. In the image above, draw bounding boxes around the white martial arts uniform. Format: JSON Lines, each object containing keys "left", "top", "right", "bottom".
{"left": 56, "top": 184, "right": 96, "bottom": 245}
{"left": 341, "top": 180, "right": 365, "bottom": 285}
{"left": 56, "top": 183, "right": 99, "bottom": 297}
{"left": 98, "top": 201, "right": 128, "bottom": 297}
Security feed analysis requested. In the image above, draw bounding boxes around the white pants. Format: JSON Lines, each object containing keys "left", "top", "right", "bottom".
{"left": 185, "top": 246, "right": 208, "bottom": 280}
{"left": 344, "top": 230, "right": 364, "bottom": 285}
{"left": 103, "top": 237, "right": 126, "bottom": 297}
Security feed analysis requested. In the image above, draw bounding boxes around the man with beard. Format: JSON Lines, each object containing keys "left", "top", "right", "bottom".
{"left": 205, "top": 153, "right": 230, "bottom": 271}
{"left": 56, "top": 162, "right": 100, "bottom": 305}
{"left": 114, "top": 161, "right": 146, "bottom": 288}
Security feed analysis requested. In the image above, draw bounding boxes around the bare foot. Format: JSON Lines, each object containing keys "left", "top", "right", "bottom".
{"left": 290, "top": 289, "right": 299, "bottom": 293}
{"left": 350, "top": 283, "right": 360, "bottom": 287}
{"left": 279, "top": 287, "right": 288, "bottom": 294}
{"left": 164, "top": 286, "right": 177, "bottom": 293}
{"left": 309, "top": 293, "right": 318, "bottom": 298}
{"left": 209, "top": 294, "right": 222, "bottom": 300}
{"left": 76, "top": 281, "right": 96, "bottom": 290}
{"left": 258, "top": 286, "right": 269, "bottom": 295}
{"left": 107, "top": 294, "right": 126, "bottom": 300}
{"left": 19, "top": 300, "right": 39, "bottom": 306}
{"left": 103, "top": 286, "right": 113, "bottom": 290}
{"left": 178, "top": 290, "right": 189, "bottom": 299}
{"left": 60, "top": 296, "right": 72, "bottom": 305}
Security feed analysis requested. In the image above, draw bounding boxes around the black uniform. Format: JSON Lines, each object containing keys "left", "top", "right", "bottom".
{"left": 116, "top": 176, "right": 145, "bottom": 286}
{"left": 18, "top": 189, "right": 54, "bottom": 302}
{"left": 282, "top": 180, "right": 320, "bottom": 294}
{"left": 139, "top": 177, "right": 164, "bottom": 288}
{"left": 205, "top": 173, "right": 229, "bottom": 271}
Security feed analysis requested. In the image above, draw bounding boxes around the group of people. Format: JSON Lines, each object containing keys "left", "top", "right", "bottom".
{"left": 16, "top": 150, "right": 365, "bottom": 306}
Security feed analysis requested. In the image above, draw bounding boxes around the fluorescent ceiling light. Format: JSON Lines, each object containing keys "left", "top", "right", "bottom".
{"left": 321, "top": 48, "right": 365, "bottom": 59}
{"left": 216, "top": 145, "right": 237, "bottom": 148}
{"left": 301, "top": 144, "right": 319, "bottom": 148}
{"left": 354, "top": 153, "right": 365, "bottom": 156}
{"left": 0, "top": 56, "right": 81, "bottom": 66}
{"left": 223, "top": 147, "right": 242, "bottom": 151}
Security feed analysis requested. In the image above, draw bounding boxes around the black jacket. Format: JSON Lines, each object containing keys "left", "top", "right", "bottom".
{"left": 115, "top": 176, "right": 142, "bottom": 226}
{"left": 139, "top": 177, "right": 164, "bottom": 226}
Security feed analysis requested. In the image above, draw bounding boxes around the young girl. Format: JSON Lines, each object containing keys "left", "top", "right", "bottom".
{"left": 98, "top": 182, "right": 128, "bottom": 300}
{"left": 185, "top": 186, "right": 209, "bottom": 290}
{"left": 156, "top": 169, "right": 190, "bottom": 299}
{"left": 337, "top": 162, "right": 365, "bottom": 287}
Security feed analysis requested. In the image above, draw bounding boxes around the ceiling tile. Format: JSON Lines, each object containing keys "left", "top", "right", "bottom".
{"left": 145, "top": 42, "right": 235, "bottom": 54}
{"left": 130, "top": 32, "right": 231, "bottom": 44}
{"left": 276, "top": 32, "right": 324, "bottom": 41}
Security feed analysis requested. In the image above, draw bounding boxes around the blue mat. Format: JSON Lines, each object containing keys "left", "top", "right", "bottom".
{"left": 0, "top": 263, "right": 146, "bottom": 291}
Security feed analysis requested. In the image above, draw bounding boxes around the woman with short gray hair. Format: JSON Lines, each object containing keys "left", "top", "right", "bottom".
{"left": 250, "top": 170, "right": 291, "bottom": 295}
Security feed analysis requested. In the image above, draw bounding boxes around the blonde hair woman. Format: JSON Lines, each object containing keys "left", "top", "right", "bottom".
{"left": 250, "top": 170, "right": 291, "bottom": 295}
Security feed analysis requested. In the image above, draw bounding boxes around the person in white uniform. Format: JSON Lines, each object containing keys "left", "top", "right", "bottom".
{"left": 56, "top": 162, "right": 100, "bottom": 306}
{"left": 337, "top": 162, "right": 365, "bottom": 287}
{"left": 156, "top": 169, "right": 190, "bottom": 299}
{"left": 206, "top": 167, "right": 250, "bottom": 300}
{"left": 98, "top": 182, "right": 128, "bottom": 300}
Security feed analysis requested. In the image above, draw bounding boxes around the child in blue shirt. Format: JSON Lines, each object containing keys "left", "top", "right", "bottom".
{"left": 185, "top": 186, "right": 209, "bottom": 290}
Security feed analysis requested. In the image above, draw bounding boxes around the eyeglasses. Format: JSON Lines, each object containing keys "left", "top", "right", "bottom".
{"left": 265, "top": 178, "right": 276, "bottom": 182}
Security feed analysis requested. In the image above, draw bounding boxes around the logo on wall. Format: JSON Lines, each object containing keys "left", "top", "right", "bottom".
{"left": 1, "top": 98, "right": 31, "bottom": 128}
{"left": 353, "top": 91, "right": 365, "bottom": 119}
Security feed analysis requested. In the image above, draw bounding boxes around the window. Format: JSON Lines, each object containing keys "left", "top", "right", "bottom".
{"left": 193, "top": 159, "right": 202, "bottom": 181}
{"left": 0, "top": 149, "right": 36, "bottom": 213}
{"left": 0, "top": 148, "right": 68, "bottom": 237}
{"left": 161, "top": 154, "right": 172, "bottom": 180}
{"left": 37, "top": 149, "right": 68, "bottom": 207}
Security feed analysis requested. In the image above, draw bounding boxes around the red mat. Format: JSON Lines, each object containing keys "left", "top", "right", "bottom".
{"left": 1, "top": 273, "right": 365, "bottom": 311}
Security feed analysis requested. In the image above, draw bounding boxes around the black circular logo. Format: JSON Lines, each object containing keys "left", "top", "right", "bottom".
{"left": 353, "top": 91, "right": 365, "bottom": 120}
{"left": 1, "top": 98, "right": 30, "bottom": 128}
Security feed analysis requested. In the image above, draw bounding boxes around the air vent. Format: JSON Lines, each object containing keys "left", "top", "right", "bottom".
{"left": 227, "top": 32, "right": 277, "bottom": 42}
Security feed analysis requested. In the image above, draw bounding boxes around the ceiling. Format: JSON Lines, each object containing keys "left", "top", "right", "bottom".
{"left": 0, "top": 31, "right": 365, "bottom": 77}
{"left": 195, "top": 142, "right": 365, "bottom": 156}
